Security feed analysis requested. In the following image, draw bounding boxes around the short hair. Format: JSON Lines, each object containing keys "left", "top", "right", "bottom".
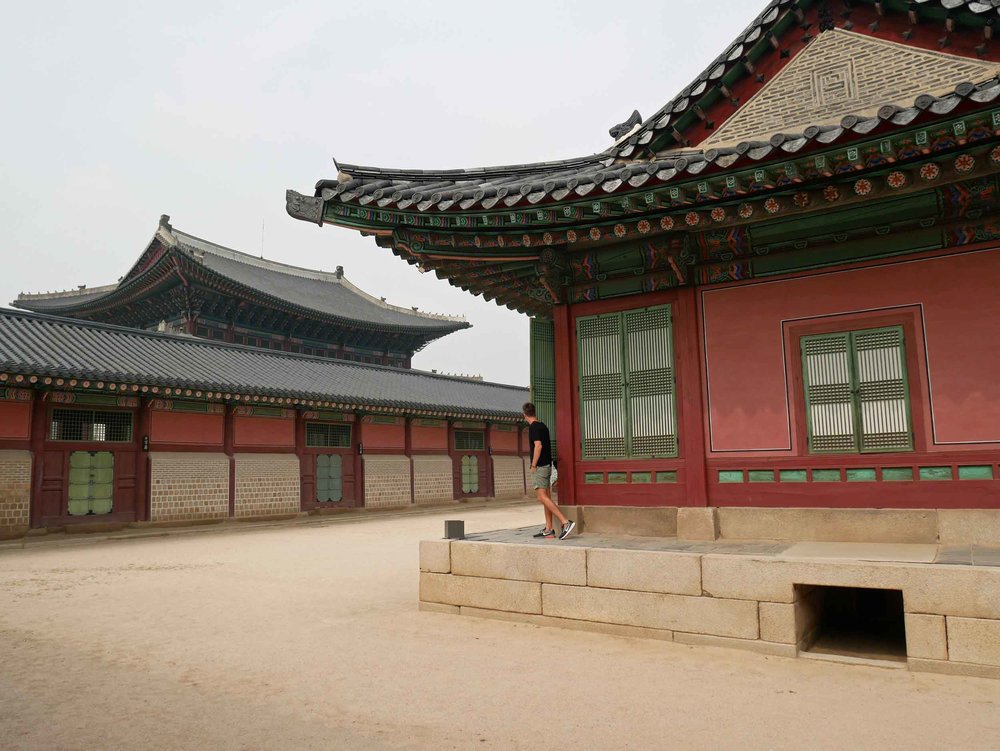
{"left": 522, "top": 402, "right": 536, "bottom": 417}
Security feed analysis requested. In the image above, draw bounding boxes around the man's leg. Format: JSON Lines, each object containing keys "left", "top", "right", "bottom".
{"left": 536, "top": 486, "right": 568, "bottom": 527}
{"left": 536, "top": 487, "right": 554, "bottom": 530}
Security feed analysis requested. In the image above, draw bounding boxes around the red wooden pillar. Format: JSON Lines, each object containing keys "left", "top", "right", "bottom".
{"left": 354, "top": 411, "right": 366, "bottom": 508}
{"left": 675, "top": 286, "right": 709, "bottom": 506}
{"left": 29, "top": 394, "right": 47, "bottom": 529}
{"left": 405, "top": 416, "right": 415, "bottom": 504}
{"left": 294, "top": 408, "right": 306, "bottom": 511}
{"left": 134, "top": 398, "right": 151, "bottom": 522}
{"left": 552, "top": 304, "right": 577, "bottom": 506}
{"left": 224, "top": 404, "right": 236, "bottom": 517}
{"left": 484, "top": 422, "right": 495, "bottom": 499}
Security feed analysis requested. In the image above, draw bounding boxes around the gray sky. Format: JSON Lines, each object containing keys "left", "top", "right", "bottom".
{"left": 0, "top": 0, "right": 754, "bottom": 386}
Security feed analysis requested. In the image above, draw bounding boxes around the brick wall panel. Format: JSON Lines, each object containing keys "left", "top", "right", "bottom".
{"left": 493, "top": 455, "right": 527, "bottom": 499}
{"left": 234, "top": 453, "right": 300, "bottom": 518}
{"left": 149, "top": 452, "right": 230, "bottom": 522}
{"left": 412, "top": 455, "right": 454, "bottom": 505}
{"left": 0, "top": 450, "right": 31, "bottom": 536}
{"left": 363, "top": 455, "right": 412, "bottom": 508}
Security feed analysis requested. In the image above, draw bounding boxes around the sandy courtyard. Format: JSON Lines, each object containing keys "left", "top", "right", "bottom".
{"left": 2, "top": 505, "right": 999, "bottom": 751}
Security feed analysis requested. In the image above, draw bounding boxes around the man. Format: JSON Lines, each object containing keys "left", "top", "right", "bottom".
{"left": 523, "top": 402, "right": 575, "bottom": 540}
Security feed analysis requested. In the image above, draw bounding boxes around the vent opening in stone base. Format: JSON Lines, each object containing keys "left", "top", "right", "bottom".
{"left": 796, "top": 584, "right": 906, "bottom": 663}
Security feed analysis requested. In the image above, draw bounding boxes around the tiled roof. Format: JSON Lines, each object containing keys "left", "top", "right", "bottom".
{"left": 618, "top": 0, "right": 1000, "bottom": 158}
{"left": 0, "top": 309, "right": 526, "bottom": 419}
{"left": 15, "top": 219, "right": 468, "bottom": 333}
{"left": 296, "top": 75, "right": 1000, "bottom": 220}
{"left": 291, "top": 0, "right": 1000, "bottom": 225}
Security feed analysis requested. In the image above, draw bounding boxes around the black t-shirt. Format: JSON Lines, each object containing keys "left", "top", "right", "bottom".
{"left": 528, "top": 420, "right": 552, "bottom": 467}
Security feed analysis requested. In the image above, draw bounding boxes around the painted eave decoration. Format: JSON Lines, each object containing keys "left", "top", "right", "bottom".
{"left": 287, "top": 0, "right": 1000, "bottom": 315}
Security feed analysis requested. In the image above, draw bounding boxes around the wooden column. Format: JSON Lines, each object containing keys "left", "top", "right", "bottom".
{"left": 28, "top": 394, "right": 47, "bottom": 529}
{"left": 552, "top": 304, "right": 577, "bottom": 506}
{"left": 134, "top": 398, "right": 151, "bottom": 522}
{"left": 405, "top": 416, "right": 415, "bottom": 504}
{"left": 224, "top": 404, "right": 235, "bottom": 517}
{"left": 484, "top": 422, "right": 495, "bottom": 499}
{"left": 675, "top": 286, "right": 709, "bottom": 506}
{"left": 354, "top": 411, "right": 366, "bottom": 508}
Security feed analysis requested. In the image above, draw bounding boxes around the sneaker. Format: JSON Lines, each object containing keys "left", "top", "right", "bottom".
{"left": 533, "top": 528, "right": 555, "bottom": 539}
{"left": 558, "top": 520, "right": 576, "bottom": 540}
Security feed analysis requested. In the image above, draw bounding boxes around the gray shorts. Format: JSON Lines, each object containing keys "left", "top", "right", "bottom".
{"left": 532, "top": 464, "right": 552, "bottom": 489}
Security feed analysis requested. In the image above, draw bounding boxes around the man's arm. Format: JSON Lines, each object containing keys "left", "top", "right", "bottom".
{"left": 531, "top": 441, "right": 542, "bottom": 470}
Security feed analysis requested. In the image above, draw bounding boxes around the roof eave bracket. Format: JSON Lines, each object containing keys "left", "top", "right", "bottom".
{"left": 286, "top": 190, "right": 325, "bottom": 226}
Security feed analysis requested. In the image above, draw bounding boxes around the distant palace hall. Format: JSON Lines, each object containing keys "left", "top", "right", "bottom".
{"left": 0, "top": 218, "right": 530, "bottom": 537}
{"left": 14, "top": 215, "right": 469, "bottom": 368}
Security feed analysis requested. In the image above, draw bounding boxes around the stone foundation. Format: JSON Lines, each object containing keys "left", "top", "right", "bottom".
{"left": 420, "top": 538, "right": 1000, "bottom": 678}
{"left": 0, "top": 450, "right": 31, "bottom": 539}
{"left": 412, "top": 455, "right": 453, "bottom": 505}
{"left": 234, "top": 453, "right": 300, "bottom": 518}
{"left": 571, "top": 506, "right": 1000, "bottom": 545}
{"left": 150, "top": 452, "right": 229, "bottom": 522}
{"left": 492, "top": 455, "right": 526, "bottom": 499}
{"left": 363, "top": 455, "right": 412, "bottom": 508}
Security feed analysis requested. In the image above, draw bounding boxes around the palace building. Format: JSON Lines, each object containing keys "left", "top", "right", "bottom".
{"left": 288, "top": 0, "right": 1000, "bottom": 514}
{"left": 0, "top": 309, "right": 529, "bottom": 536}
{"left": 288, "top": 1, "right": 1000, "bottom": 677}
{"left": 14, "top": 215, "right": 469, "bottom": 368}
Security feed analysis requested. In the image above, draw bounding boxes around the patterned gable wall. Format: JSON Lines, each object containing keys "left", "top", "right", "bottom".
{"left": 704, "top": 28, "right": 1000, "bottom": 148}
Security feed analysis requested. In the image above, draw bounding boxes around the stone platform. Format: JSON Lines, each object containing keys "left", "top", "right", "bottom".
{"left": 419, "top": 526, "right": 1000, "bottom": 679}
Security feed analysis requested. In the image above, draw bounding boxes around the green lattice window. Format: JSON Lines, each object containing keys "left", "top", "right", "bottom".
{"left": 305, "top": 422, "right": 352, "bottom": 448}
{"left": 461, "top": 455, "right": 479, "bottom": 493}
{"left": 577, "top": 305, "right": 677, "bottom": 460}
{"left": 529, "top": 317, "right": 557, "bottom": 459}
{"left": 50, "top": 409, "right": 132, "bottom": 443}
{"left": 67, "top": 451, "right": 114, "bottom": 516}
{"left": 315, "top": 454, "right": 343, "bottom": 502}
{"left": 455, "top": 430, "right": 485, "bottom": 451}
{"left": 801, "top": 326, "right": 912, "bottom": 454}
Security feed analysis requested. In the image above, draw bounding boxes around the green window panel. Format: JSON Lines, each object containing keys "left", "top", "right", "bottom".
{"left": 882, "top": 467, "right": 915, "bottom": 481}
{"left": 778, "top": 469, "right": 807, "bottom": 483}
{"left": 577, "top": 305, "right": 677, "bottom": 461}
{"left": 655, "top": 471, "right": 678, "bottom": 483}
{"left": 958, "top": 465, "right": 994, "bottom": 480}
{"left": 607, "top": 472, "right": 627, "bottom": 484}
{"left": 801, "top": 326, "right": 912, "bottom": 455}
{"left": 67, "top": 451, "right": 114, "bottom": 516}
{"left": 718, "top": 470, "right": 744, "bottom": 483}
{"left": 315, "top": 454, "right": 343, "bottom": 502}
{"left": 461, "top": 455, "right": 479, "bottom": 493}
{"left": 50, "top": 409, "right": 132, "bottom": 443}
{"left": 529, "top": 318, "right": 558, "bottom": 460}
{"left": 919, "top": 466, "right": 952, "bottom": 481}
{"left": 812, "top": 469, "right": 842, "bottom": 482}
{"left": 846, "top": 468, "right": 877, "bottom": 482}
{"left": 584, "top": 472, "right": 604, "bottom": 484}
{"left": 455, "top": 430, "right": 485, "bottom": 452}
{"left": 306, "top": 422, "right": 352, "bottom": 448}
{"left": 748, "top": 470, "right": 775, "bottom": 483}
{"left": 631, "top": 472, "right": 652, "bottom": 484}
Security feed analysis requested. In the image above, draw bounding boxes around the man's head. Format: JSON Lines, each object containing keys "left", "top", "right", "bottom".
{"left": 522, "top": 402, "right": 537, "bottom": 422}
